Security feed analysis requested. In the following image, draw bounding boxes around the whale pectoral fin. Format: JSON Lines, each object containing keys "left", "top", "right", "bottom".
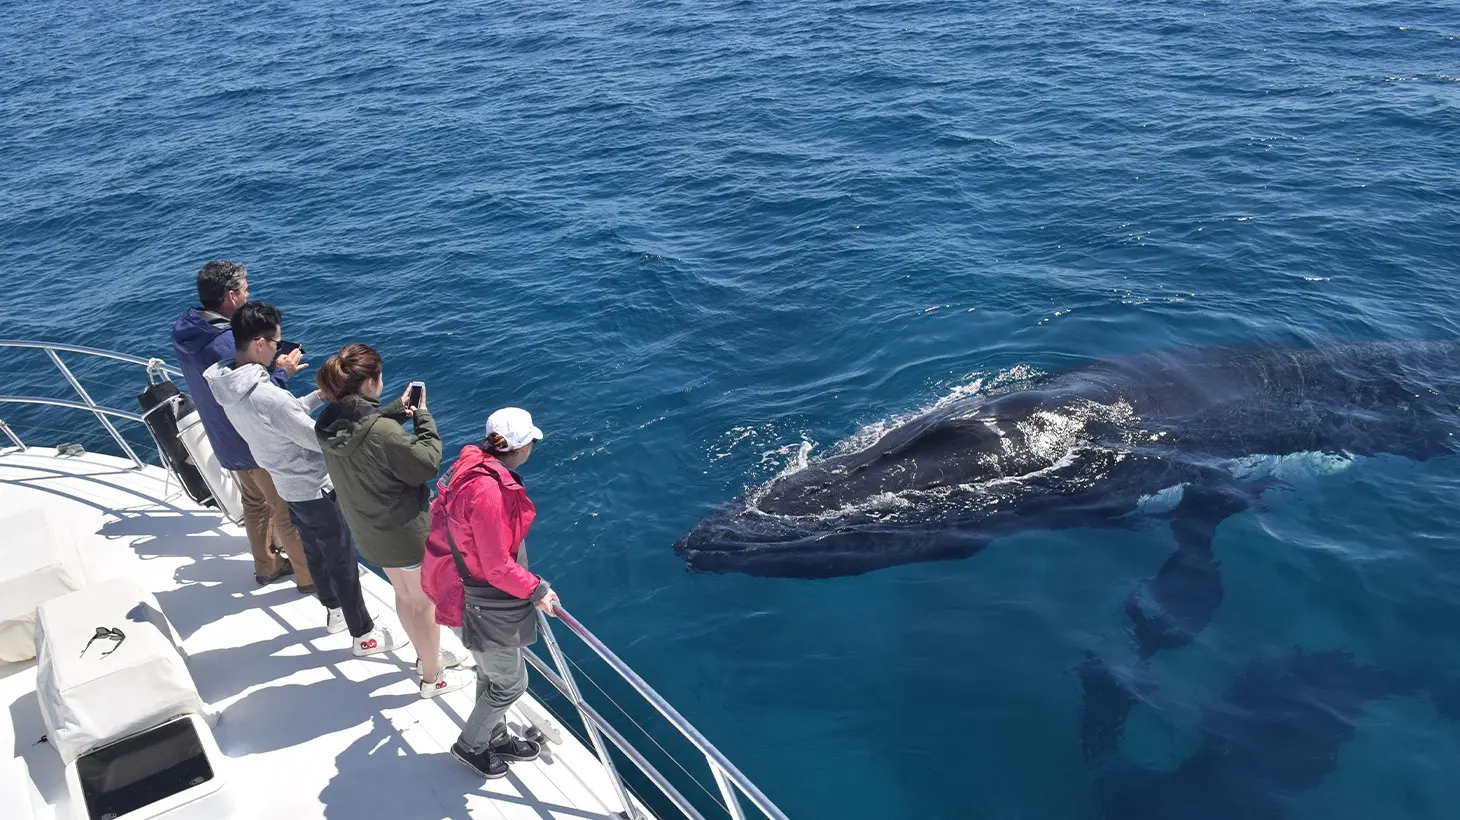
{"left": 1079, "top": 653, "right": 1137, "bottom": 764}
{"left": 1126, "top": 485, "right": 1252, "bottom": 659}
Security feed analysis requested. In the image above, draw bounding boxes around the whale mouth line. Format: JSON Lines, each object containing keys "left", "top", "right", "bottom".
{"left": 673, "top": 517, "right": 989, "bottom": 578}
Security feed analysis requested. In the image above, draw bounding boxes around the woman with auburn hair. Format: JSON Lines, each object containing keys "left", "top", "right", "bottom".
{"left": 314, "top": 343, "right": 470, "bottom": 698}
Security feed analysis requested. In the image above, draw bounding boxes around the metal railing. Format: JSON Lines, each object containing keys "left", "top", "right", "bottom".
{"left": 0, "top": 339, "right": 790, "bottom": 820}
{"left": 0, "top": 340, "right": 183, "bottom": 468}
{"left": 528, "top": 609, "right": 789, "bottom": 820}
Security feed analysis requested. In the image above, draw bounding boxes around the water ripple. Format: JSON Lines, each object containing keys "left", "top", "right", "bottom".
{"left": 4, "top": 0, "right": 1460, "bottom": 817}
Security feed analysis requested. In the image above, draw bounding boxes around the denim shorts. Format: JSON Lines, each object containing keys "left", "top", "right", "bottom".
{"left": 399, "top": 562, "right": 422, "bottom": 571}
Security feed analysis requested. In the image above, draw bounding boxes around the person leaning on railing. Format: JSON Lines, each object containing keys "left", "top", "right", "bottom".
{"left": 313, "top": 343, "right": 471, "bottom": 699}
{"left": 423, "top": 407, "right": 560, "bottom": 781}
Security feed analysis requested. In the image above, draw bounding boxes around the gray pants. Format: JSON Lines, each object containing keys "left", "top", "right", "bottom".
{"left": 459, "top": 647, "right": 529, "bottom": 753}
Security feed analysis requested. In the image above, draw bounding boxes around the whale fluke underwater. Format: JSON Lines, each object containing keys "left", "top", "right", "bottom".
{"left": 1079, "top": 649, "right": 1460, "bottom": 820}
{"left": 676, "top": 340, "right": 1460, "bottom": 657}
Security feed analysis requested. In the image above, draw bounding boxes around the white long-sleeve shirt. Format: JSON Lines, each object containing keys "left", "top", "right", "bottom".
{"left": 203, "top": 359, "right": 332, "bottom": 502}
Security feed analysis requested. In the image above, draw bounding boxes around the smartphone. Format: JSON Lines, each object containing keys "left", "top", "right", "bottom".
{"left": 276, "top": 340, "right": 304, "bottom": 357}
{"left": 406, "top": 380, "right": 425, "bottom": 408}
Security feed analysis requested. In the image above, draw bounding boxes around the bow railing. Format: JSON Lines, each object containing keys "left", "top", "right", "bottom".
{"left": 0, "top": 339, "right": 183, "bottom": 468}
{"left": 528, "top": 607, "right": 789, "bottom": 820}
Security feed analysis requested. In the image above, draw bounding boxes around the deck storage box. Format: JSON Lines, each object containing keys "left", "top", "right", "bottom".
{"left": 33, "top": 578, "right": 207, "bottom": 765}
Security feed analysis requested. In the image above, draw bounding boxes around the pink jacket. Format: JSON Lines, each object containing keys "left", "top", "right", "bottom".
{"left": 423, "top": 445, "right": 540, "bottom": 628}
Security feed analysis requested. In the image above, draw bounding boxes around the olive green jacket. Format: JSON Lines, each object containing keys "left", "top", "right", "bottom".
{"left": 315, "top": 393, "right": 442, "bottom": 568}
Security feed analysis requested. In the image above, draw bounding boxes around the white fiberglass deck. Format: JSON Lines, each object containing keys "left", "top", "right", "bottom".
{"left": 0, "top": 447, "right": 645, "bottom": 820}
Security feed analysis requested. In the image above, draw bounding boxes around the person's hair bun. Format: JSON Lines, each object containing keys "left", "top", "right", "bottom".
{"left": 316, "top": 343, "right": 382, "bottom": 401}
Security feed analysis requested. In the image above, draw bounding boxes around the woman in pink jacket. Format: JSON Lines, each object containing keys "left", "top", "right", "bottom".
{"left": 423, "top": 407, "right": 561, "bottom": 781}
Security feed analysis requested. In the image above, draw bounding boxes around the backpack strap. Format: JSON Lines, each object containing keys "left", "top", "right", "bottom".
{"left": 439, "top": 445, "right": 512, "bottom": 587}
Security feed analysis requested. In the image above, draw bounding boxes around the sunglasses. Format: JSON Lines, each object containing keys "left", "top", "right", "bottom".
{"left": 81, "top": 626, "right": 126, "bottom": 658}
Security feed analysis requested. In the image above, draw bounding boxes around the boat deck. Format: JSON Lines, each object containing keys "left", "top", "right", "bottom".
{"left": 0, "top": 447, "right": 644, "bottom": 819}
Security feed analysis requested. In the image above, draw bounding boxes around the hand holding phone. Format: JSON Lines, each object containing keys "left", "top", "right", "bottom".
{"left": 403, "top": 380, "right": 426, "bottom": 411}
{"left": 274, "top": 340, "right": 308, "bottom": 376}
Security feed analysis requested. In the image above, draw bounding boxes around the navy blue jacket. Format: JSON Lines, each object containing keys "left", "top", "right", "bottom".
{"left": 171, "top": 308, "right": 289, "bottom": 471}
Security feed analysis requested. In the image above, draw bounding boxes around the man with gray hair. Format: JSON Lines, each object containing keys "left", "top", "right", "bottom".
{"left": 171, "top": 261, "right": 313, "bottom": 592}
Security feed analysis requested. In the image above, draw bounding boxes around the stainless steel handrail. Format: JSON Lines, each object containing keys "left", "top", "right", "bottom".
{"left": 0, "top": 417, "right": 25, "bottom": 451}
{"left": 522, "top": 651, "right": 710, "bottom": 820}
{"left": 0, "top": 396, "right": 145, "bottom": 422}
{"left": 0, "top": 340, "right": 175, "bottom": 469}
{"left": 527, "top": 608, "right": 791, "bottom": 820}
{"left": 534, "top": 608, "right": 641, "bottom": 817}
{"left": 0, "top": 339, "right": 184, "bottom": 377}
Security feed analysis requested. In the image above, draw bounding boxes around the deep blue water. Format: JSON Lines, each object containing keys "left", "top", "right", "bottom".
{"left": 4, "top": 1, "right": 1460, "bottom": 817}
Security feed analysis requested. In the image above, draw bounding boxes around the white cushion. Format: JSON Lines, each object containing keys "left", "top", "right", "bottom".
{"left": 34, "top": 578, "right": 207, "bottom": 765}
{"left": 0, "top": 504, "right": 91, "bottom": 663}
{"left": 176, "top": 412, "right": 245, "bottom": 525}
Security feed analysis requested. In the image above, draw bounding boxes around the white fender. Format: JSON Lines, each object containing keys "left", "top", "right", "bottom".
{"left": 175, "top": 412, "right": 244, "bottom": 525}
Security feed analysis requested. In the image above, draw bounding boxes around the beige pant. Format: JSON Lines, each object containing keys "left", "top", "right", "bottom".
{"left": 233, "top": 468, "right": 313, "bottom": 588}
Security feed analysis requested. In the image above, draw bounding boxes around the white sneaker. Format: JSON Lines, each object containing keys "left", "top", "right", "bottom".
{"left": 419, "top": 667, "right": 472, "bottom": 699}
{"left": 326, "top": 608, "right": 347, "bottom": 634}
{"left": 353, "top": 627, "right": 406, "bottom": 658}
{"left": 414, "top": 649, "right": 463, "bottom": 677}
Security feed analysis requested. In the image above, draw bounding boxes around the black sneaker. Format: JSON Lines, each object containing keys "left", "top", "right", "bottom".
{"left": 489, "top": 733, "right": 541, "bottom": 763}
{"left": 255, "top": 558, "right": 296, "bottom": 586}
{"left": 450, "top": 740, "right": 507, "bottom": 779}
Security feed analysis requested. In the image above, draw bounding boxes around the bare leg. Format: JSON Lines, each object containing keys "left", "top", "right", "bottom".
{"left": 383, "top": 566, "right": 440, "bottom": 683}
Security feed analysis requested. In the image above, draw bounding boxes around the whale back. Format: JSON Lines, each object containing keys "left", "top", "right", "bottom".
{"left": 678, "top": 340, "right": 1460, "bottom": 576}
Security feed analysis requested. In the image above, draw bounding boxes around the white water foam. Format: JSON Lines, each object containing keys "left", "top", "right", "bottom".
{"left": 1013, "top": 398, "right": 1137, "bottom": 464}
{"left": 1222, "top": 450, "right": 1357, "bottom": 483}
{"left": 740, "top": 367, "right": 1143, "bottom": 523}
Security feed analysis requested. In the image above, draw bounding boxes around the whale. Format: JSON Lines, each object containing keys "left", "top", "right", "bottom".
{"left": 1079, "top": 649, "right": 1460, "bottom": 820}
{"left": 676, "top": 340, "right": 1460, "bottom": 658}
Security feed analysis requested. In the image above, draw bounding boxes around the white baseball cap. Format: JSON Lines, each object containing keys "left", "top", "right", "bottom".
{"left": 485, "top": 407, "right": 544, "bottom": 451}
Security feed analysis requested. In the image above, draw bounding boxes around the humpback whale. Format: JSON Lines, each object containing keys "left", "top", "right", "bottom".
{"left": 676, "top": 340, "right": 1460, "bottom": 658}
{"left": 1079, "top": 649, "right": 1460, "bottom": 820}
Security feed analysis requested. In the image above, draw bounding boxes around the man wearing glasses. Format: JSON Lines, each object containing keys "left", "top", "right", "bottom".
{"left": 171, "top": 261, "right": 313, "bottom": 591}
{"left": 203, "top": 302, "right": 387, "bottom": 652}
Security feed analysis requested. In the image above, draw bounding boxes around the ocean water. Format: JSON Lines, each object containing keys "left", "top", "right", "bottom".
{"left": 4, "top": 0, "right": 1460, "bottom": 817}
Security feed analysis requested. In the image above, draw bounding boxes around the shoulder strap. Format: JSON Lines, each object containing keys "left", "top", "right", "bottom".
{"left": 442, "top": 517, "right": 477, "bottom": 585}
{"left": 440, "top": 445, "right": 501, "bottom": 586}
